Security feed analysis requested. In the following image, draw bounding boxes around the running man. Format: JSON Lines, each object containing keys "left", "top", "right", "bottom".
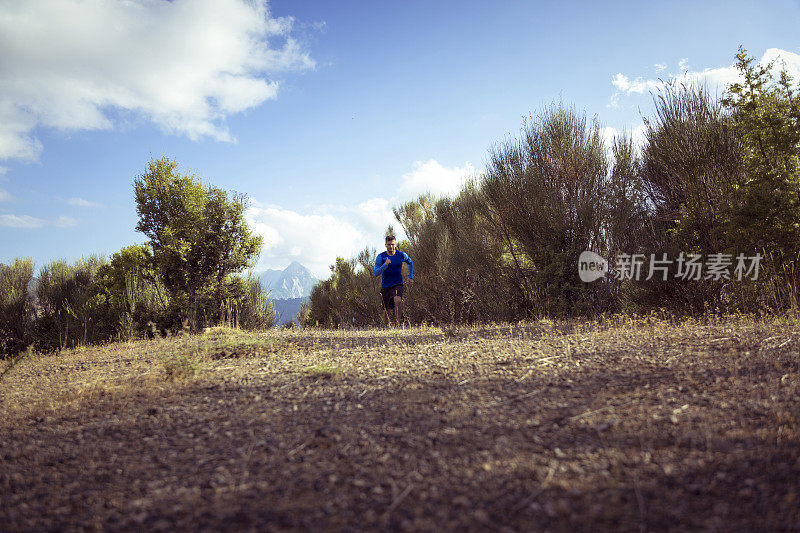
{"left": 373, "top": 235, "right": 413, "bottom": 327}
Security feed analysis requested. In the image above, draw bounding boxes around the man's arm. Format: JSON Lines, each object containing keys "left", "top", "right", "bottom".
{"left": 403, "top": 253, "right": 414, "bottom": 279}
{"left": 374, "top": 254, "right": 389, "bottom": 277}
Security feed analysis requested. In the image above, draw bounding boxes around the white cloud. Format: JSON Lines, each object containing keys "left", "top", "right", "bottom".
{"left": 0, "top": 0, "right": 314, "bottom": 161}
{"left": 0, "top": 213, "right": 82, "bottom": 228}
{"left": 0, "top": 189, "right": 11, "bottom": 202}
{"left": 655, "top": 63, "right": 667, "bottom": 72}
{"left": 610, "top": 48, "right": 800, "bottom": 107}
{"left": 0, "top": 102, "right": 43, "bottom": 161}
{"left": 611, "top": 73, "right": 662, "bottom": 95}
{"left": 398, "top": 159, "right": 475, "bottom": 199}
{"left": 600, "top": 126, "right": 620, "bottom": 152}
{"left": 631, "top": 123, "right": 647, "bottom": 148}
{"left": 351, "top": 197, "right": 396, "bottom": 238}
{"left": 677, "top": 64, "right": 741, "bottom": 92}
{"left": 762, "top": 48, "right": 800, "bottom": 80}
{"left": 246, "top": 202, "right": 367, "bottom": 278}
{"left": 600, "top": 124, "right": 648, "bottom": 155}
{"left": 54, "top": 216, "right": 79, "bottom": 228}
{"left": 67, "top": 197, "right": 102, "bottom": 208}
{"left": 248, "top": 159, "right": 473, "bottom": 278}
{"left": 0, "top": 214, "right": 46, "bottom": 228}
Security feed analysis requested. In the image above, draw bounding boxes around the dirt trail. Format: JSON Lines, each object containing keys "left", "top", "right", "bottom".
{"left": 1, "top": 318, "right": 799, "bottom": 531}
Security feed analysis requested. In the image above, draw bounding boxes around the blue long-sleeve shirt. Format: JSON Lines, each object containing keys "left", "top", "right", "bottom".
{"left": 374, "top": 251, "right": 413, "bottom": 288}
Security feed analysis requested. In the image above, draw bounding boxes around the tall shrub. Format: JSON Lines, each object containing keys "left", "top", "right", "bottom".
{"left": 222, "top": 275, "right": 277, "bottom": 330}
{"left": 303, "top": 253, "right": 381, "bottom": 328}
{"left": 638, "top": 83, "right": 745, "bottom": 311}
{"left": 96, "top": 244, "right": 169, "bottom": 339}
{"left": 33, "top": 256, "right": 111, "bottom": 351}
{"left": 480, "top": 104, "right": 614, "bottom": 317}
{"left": 394, "top": 187, "right": 511, "bottom": 324}
{"left": 0, "top": 258, "right": 34, "bottom": 358}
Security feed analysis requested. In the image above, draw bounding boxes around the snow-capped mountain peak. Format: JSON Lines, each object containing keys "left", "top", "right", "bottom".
{"left": 258, "top": 262, "right": 317, "bottom": 300}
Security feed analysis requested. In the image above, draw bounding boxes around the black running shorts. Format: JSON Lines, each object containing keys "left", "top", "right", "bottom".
{"left": 380, "top": 283, "right": 404, "bottom": 310}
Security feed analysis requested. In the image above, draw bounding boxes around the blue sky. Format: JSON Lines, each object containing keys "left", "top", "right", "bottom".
{"left": 2, "top": 0, "right": 799, "bottom": 278}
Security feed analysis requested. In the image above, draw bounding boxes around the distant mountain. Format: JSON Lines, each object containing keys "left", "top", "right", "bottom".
{"left": 28, "top": 276, "right": 39, "bottom": 296}
{"left": 258, "top": 261, "right": 318, "bottom": 300}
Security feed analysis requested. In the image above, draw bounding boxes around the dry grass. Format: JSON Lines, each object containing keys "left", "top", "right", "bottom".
{"left": 1, "top": 315, "right": 799, "bottom": 530}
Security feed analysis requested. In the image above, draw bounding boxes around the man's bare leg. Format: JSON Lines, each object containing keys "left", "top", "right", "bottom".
{"left": 384, "top": 307, "right": 392, "bottom": 328}
{"left": 394, "top": 296, "right": 403, "bottom": 328}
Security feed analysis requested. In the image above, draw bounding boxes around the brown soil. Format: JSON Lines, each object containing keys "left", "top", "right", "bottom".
{"left": 1, "top": 316, "right": 799, "bottom": 531}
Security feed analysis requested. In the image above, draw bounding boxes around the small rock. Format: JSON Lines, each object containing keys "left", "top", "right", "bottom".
{"left": 453, "top": 495, "right": 471, "bottom": 506}
{"left": 594, "top": 417, "right": 618, "bottom": 432}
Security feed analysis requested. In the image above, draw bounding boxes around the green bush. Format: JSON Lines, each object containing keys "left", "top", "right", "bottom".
{"left": 480, "top": 103, "right": 639, "bottom": 318}
{"left": 224, "top": 275, "right": 277, "bottom": 330}
{"left": 303, "top": 252, "right": 381, "bottom": 328}
{"left": 33, "top": 256, "right": 114, "bottom": 351}
{"left": 394, "top": 187, "right": 512, "bottom": 324}
{"left": 635, "top": 83, "right": 744, "bottom": 312}
{"left": 0, "top": 258, "right": 34, "bottom": 358}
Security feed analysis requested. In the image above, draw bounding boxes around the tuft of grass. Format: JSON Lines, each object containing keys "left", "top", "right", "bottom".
{"left": 197, "top": 327, "right": 289, "bottom": 358}
{"left": 163, "top": 353, "right": 201, "bottom": 381}
{"left": 303, "top": 364, "right": 342, "bottom": 379}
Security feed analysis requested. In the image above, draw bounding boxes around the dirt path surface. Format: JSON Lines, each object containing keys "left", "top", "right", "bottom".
{"left": 1, "top": 317, "right": 799, "bottom": 531}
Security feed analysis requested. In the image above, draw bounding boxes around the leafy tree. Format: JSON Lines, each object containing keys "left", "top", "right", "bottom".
{"left": 134, "top": 157, "right": 263, "bottom": 329}
{"left": 722, "top": 46, "right": 800, "bottom": 255}
{"left": 204, "top": 187, "right": 263, "bottom": 323}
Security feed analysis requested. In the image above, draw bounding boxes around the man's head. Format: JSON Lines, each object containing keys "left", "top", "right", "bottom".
{"left": 385, "top": 235, "right": 397, "bottom": 255}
